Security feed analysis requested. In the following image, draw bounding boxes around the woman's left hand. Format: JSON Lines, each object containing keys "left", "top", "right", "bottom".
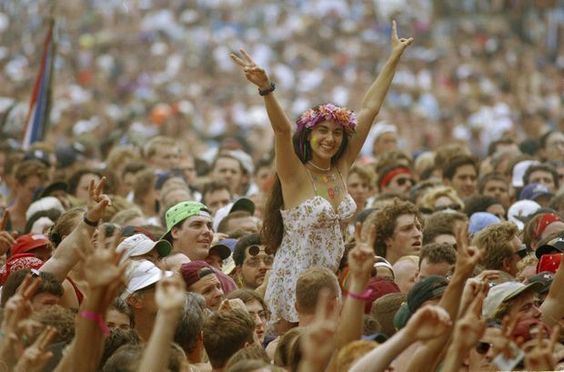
{"left": 391, "top": 20, "right": 414, "bottom": 55}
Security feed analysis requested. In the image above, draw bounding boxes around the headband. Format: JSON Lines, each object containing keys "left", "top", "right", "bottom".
{"left": 296, "top": 103, "right": 357, "bottom": 135}
{"left": 379, "top": 167, "right": 412, "bottom": 189}
{"left": 534, "top": 213, "right": 560, "bottom": 239}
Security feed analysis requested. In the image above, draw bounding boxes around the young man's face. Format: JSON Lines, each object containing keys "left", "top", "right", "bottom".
{"left": 482, "top": 179, "right": 511, "bottom": 208}
{"left": 505, "top": 291, "right": 541, "bottom": 323}
{"left": 373, "top": 132, "right": 398, "bottom": 156}
{"left": 76, "top": 173, "right": 101, "bottom": 202}
{"left": 31, "top": 292, "right": 60, "bottom": 311}
{"left": 189, "top": 274, "right": 224, "bottom": 311}
{"left": 204, "top": 189, "right": 231, "bottom": 216}
{"left": 528, "top": 170, "right": 556, "bottom": 192}
{"left": 448, "top": 164, "right": 477, "bottom": 198}
{"left": 151, "top": 145, "right": 180, "bottom": 171}
{"left": 237, "top": 245, "right": 273, "bottom": 289}
{"left": 177, "top": 156, "right": 197, "bottom": 184}
{"left": 347, "top": 172, "right": 371, "bottom": 208}
{"left": 382, "top": 173, "right": 414, "bottom": 196}
{"left": 19, "top": 176, "right": 46, "bottom": 206}
{"left": 106, "top": 309, "right": 131, "bottom": 330}
{"left": 417, "top": 258, "right": 451, "bottom": 281}
{"left": 211, "top": 157, "right": 243, "bottom": 195}
{"left": 385, "top": 214, "right": 422, "bottom": 263}
{"left": 544, "top": 131, "right": 564, "bottom": 161}
{"left": 171, "top": 215, "right": 213, "bottom": 260}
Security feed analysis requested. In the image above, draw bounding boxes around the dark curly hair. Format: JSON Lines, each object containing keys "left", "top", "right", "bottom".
{"left": 363, "top": 199, "right": 423, "bottom": 257}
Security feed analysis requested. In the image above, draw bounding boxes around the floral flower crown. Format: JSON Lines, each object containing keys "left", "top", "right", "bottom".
{"left": 296, "top": 103, "right": 357, "bottom": 135}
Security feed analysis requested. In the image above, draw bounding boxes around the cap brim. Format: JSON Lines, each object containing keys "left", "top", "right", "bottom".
{"left": 210, "top": 244, "right": 231, "bottom": 260}
{"left": 155, "top": 240, "right": 172, "bottom": 257}
{"left": 40, "top": 182, "right": 68, "bottom": 199}
{"left": 504, "top": 281, "right": 545, "bottom": 303}
{"left": 535, "top": 245, "right": 564, "bottom": 259}
{"left": 231, "top": 198, "right": 255, "bottom": 215}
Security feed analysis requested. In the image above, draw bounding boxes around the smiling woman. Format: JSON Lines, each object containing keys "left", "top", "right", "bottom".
{"left": 231, "top": 21, "right": 413, "bottom": 325}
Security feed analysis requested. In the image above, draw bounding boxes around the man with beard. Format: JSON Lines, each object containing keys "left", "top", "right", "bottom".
{"left": 232, "top": 234, "right": 273, "bottom": 290}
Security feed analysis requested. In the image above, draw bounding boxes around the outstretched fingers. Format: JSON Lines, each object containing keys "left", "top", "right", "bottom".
{"left": 230, "top": 52, "right": 247, "bottom": 67}
{"left": 239, "top": 49, "right": 257, "bottom": 65}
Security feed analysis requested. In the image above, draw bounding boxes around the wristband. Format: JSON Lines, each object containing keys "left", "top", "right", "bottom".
{"left": 83, "top": 214, "right": 98, "bottom": 227}
{"left": 258, "top": 82, "right": 276, "bottom": 96}
{"left": 80, "top": 310, "right": 110, "bottom": 336}
{"left": 344, "top": 288, "right": 374, "bottom": 301}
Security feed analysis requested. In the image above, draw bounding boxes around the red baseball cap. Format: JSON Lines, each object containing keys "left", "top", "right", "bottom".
{"left": 11, "top": 234, "right": 50, "bottom": 256}
{"left": 537, "top": 253, "right": 562, "bottom": 274}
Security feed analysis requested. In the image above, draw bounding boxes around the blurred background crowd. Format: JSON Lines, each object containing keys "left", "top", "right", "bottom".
{"left": 0, "top": 0, "right": 562, "bottom": 164}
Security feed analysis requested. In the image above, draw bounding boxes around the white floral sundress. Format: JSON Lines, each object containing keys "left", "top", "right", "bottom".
{"left": 265, "top": 169, "right": 356, "bottom": 323}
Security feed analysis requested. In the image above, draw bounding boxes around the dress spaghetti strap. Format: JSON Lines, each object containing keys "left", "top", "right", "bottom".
{"left": 335, "top": 167, "right": 348, "bottom": 192}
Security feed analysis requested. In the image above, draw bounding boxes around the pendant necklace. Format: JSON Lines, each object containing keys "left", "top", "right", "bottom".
{"left": 308, "top": 161, "right": 331, "bottom": 172}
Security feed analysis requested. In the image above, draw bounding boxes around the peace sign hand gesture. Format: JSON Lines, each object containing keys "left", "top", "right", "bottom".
{"left": 230, "top": 49, "right": 272, "bottom": 90}
{"left": 454, "top": 222, "right": 482, "bottom": 278}
{"left": 14, "top": 326, "right": 57, "bottom": 372}
{"left": 391, "top": 20, "right": 414, "bottom": 55}
{"left": 85, "top": 177, "right": 111, "bottom": 225}
{"left": 349, "top": 223, "right": 377, "bottom": 285}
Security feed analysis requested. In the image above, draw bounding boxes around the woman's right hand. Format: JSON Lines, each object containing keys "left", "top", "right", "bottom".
{"left": 230, "top": 49, "right": 271, "bottom": 90}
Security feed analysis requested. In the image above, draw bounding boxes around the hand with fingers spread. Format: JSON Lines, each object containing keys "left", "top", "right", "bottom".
{"left": 0, "top": 210, "right": 15, "bottom": 255}
{"left": 155, "top": 274, "right": 186, "bottom": 313}
{"left": 524, "top": 325, "right": 560, "bottom": 371}
{"left": 85, "top": 177, "right": 111, "bottom": 225}
{"left": 2, "top": 274, "right": 42, "bottom": 332}
{"left": 490, "top": 314, "right": 522, "bottom": 360}
{"left": 348, "top": 223, "right": 376, "bottom": 285}
{"left": 0, "top": 274, "right": 43, "bottom": 369}
{"left": 300, "top": 289, "right": 339, "bottom": 371}
{"left": 230, "top": 49, "right": 272, "bottom": 90}
{"left": 82, "top": 228, "right": 126, "bottom": 292}
{"left": 14, "top": 326, "right": 57, "bottom": 372}
{"left": 390, "top": 20, "right": 414, "bottom": 55}
{"left": 454, "top": 293, "right": 487, "bottom": 350}
{"left": 454, "top": 222, "right": 482, "bottom": 278}
{"left": 443, "top": 294, "right": 486, "bottom": 372}
{"left": 459, "top": 277, "right": 489, "bottom": 317}
{"left": 404, "top": 305, "right": 452, "bottom": 342}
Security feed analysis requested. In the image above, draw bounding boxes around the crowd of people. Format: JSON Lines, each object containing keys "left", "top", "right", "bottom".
{"left": 0, "top": 0, "right": 563, "bottom": 371}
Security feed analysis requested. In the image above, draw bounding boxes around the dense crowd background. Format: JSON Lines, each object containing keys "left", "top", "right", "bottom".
{"left": 1, "top": 0, "right": 562, "bottom": 161}
{"left": 0, "top": 1, "right": 563, "bottom": 372}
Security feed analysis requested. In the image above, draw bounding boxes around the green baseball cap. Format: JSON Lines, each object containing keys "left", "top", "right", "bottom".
{"left": 161, "top": 201, "right": 211, "bottom": 241}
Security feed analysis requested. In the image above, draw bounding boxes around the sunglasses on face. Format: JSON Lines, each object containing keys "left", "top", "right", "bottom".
{"left": 395, "top": 177, "right": 415, "bottom": 186}
{"left": 516, "top": 245, "right": 530, "bottom": 259}
{"left": 434, "top": 204, "right": 462, "bottom": 212}
{"left": 476, "top": 341, "right": 492, "bottom": 355}
{"left": 247, "top": 245, "right": 266, "bottom": 256}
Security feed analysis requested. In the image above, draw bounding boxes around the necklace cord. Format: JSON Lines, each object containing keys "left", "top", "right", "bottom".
{"left": 308, "top": 161, "right": 331, "bottom": 172}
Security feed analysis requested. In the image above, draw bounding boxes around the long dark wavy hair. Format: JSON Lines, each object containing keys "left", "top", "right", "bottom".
{"left": 261, "top": 114, "right": 350, "bottom": 255}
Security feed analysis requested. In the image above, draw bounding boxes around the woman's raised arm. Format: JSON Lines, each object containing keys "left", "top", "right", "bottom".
{"left": 345, "top": 20, "right": 413, "bottom": 166}
{"left": 230, "top": 49, "right": 302, "bottom": 182}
